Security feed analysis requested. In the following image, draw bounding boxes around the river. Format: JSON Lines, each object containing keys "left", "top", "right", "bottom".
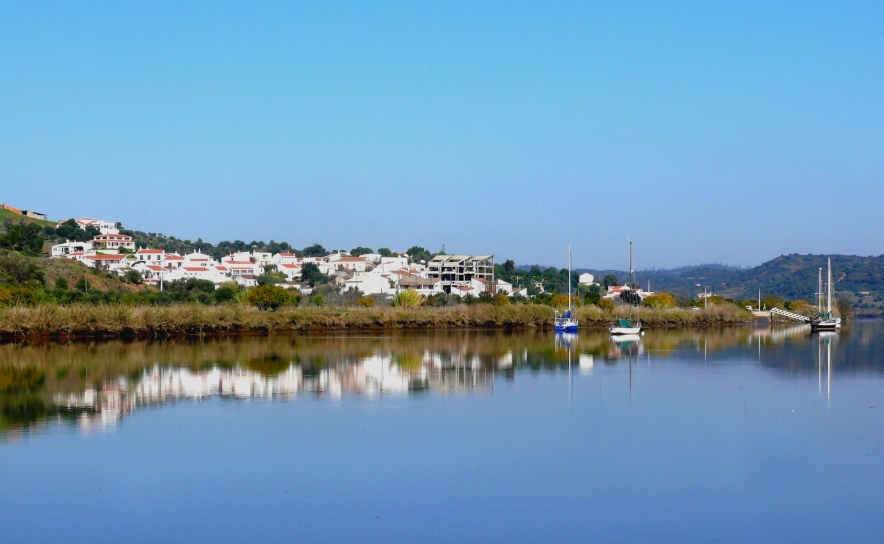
{"left": 1, "top": 323, "right": 883, "bottom": 542}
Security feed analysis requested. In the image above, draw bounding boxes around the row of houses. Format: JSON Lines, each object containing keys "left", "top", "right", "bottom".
{"left": 51, "top": 231, "right": 522, "bottom": 297}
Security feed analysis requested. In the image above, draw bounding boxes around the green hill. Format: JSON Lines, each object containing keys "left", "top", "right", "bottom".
{"left": 579, "top": 254, "right": 884, "bottom": 316}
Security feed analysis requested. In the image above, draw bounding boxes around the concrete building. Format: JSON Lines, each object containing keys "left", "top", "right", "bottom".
{"left": 427, "top": 254, "right": 495, "bottom": 294}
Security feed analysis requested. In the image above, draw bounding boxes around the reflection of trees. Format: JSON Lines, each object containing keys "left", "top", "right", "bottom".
{"left": 3, "top": 324, "right": 884, "bottom": 436}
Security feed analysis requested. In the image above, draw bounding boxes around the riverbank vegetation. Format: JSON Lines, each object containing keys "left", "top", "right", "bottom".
{"left": 0, "top": 302, "right": 755, "bottom": 339}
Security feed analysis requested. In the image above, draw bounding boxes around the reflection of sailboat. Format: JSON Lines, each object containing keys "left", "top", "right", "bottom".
{"left": 610, "top": 239, "right": 642, "bottom": 335}
{"left": 554, "top": 242, "right": 579, "bottom": 333}
{"left": 817, "top": 332, "right": 835, "bottom": 403}
{"left": 610, "top": 333, "right": 642, "bottom": 344}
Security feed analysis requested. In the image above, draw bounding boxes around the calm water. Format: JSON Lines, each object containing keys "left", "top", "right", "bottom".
{"left": 1, "top": 323, "right": 883, "bottom": 543}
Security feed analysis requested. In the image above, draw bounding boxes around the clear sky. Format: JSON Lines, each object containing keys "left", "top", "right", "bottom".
{"left": 1, "top": 1, "right": 882, "bottom": 269}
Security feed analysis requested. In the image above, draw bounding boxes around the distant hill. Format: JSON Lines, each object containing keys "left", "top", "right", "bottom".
{"left": 576, "top": 254, "right": 884, "bottom": 316}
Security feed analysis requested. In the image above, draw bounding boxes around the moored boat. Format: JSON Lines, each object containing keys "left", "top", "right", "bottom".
{"left": 554, "top": 241, "right": 579, "bottom": 333}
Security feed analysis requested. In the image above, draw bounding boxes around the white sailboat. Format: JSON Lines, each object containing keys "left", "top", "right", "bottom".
{"left": 554, "top": 241, "right": 578, "bottom": 333}
{"left": 811, "top": 258, "right": 840, "bottom": 332}
{"left": 610, "top": 239, "right": 642, "bottom": 335}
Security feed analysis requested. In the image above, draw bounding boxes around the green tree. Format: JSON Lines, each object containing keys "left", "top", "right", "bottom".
{"left": 0, "top": 222, "right": 44, "bottom": 255}
{"left": 258, "top": 270, "right": 287, "bottom": 286}
{"left": 0, "top": 254, "right": 45, "bottom": 286}
{"left": 503, "top": 259, "right": 515, "bottom": 275}
{"left": 301, "top": 262, "right": 330, "bottom": 287}
{"left": 406, "top": 246, "right": 431, "bottom": 262}
{"left": 584, "top": 288, "right": 601, "bottom": 306}
{"left": 54, "top": 277, "right": 69, "bottom": 290}
{"left": 301, "top": 243, "right": 328, "bottom": 257}
{"left": 213, "top": 283, "right": 240, "bottom": 303}
{"left": 377, "top": 247, "right": 393, "bottom": 257}
{"left": 602, "top": 274, "right": 619, "bottom": 288}
{"left": 350, "top": 246, "right": 374, "bottom": 256}
{"left": 392, "top": 288, "right": 423, "bottom": 309}
{"left": 245, "top": 285, "right": 292, "bottom": 310}
{"left": 124, "top": 269, "right": 142, "bottom": 285}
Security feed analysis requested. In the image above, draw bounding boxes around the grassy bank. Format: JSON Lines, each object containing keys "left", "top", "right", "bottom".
{"left": 0, "top": 303, "right": 755, "bottom": 339}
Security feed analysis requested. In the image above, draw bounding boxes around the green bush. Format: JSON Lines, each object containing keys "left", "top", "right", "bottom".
{"left": 392, "top": 289, "right": 423, "bottom": 309}
{"left": 245, "top": 285, "right": 293, "bottom": 311}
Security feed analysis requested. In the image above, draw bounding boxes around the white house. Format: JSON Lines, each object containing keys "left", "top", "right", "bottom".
{"left": 272, "top": 252, "right": 300, "bottom": 265}
{"left": 398, "top": 277, "right": 444, "bottom": 296}
{"left": 604, "top": 285, "right": 654, "bottom": 301}
{"left": 224, "top": 251, "right": 253, "bottom": 263}
{"left": 163, "top": 254, "right": 184, "bottom": 269}
{"left": 52, "top": 240, "right": 94, "bottom": 257}
{"left": 91, "top": 233, "right": 135, "bottom": 251}
{"left": 135, "top": 248, "right": 165, "bottom": 264}
{"left": 82, "top": 253, "right": 128, "bottom": 272}
{"left": 578, "top": 273, "right": 595, "bottom": 286}
{"left": 64, "top": 217, "right": 119, "bottom": 235}
{"left": 234, "top": 275, "right": 259, "bottom": 288}
{"left": 226, "top": 261, "right": 260, "bottom": 278}
{"left": 328, "top": 256, "right": 368, "bottom": 273}
{"left": 252, "top": 251, "right": 273, "bottom": 266}
{"left": 342, "top": 271, "right": 395, "bottom": 296}
{"left": 132, "top": 263, "right": 167, "bottom": 286}
{"left": 278, "top": 263, "right": 302, "bottom": 282}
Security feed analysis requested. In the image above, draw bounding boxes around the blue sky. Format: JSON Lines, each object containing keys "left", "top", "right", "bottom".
{"left": 1, "top": 1, "right": 882, "bottom": 269}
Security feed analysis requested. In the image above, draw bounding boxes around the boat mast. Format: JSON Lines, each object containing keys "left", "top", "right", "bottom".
{"left": 568, "top": 239, "right": 572, "bottom": 315}
{"left": 827, "top": 258, "right": 832, "bottom": 315}
{"left": 818, "top": 267, "right": 822, "bottom": 313}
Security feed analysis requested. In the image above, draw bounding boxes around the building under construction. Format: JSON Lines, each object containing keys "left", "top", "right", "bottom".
{"left": 427, "top": 254, "right": 495, "bottom": 294}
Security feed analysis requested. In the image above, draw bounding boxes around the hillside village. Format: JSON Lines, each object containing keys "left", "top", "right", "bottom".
{"left": 48, "top": 216, "right": 527, "bottom": 298}
{"left": 38, "top": 214, "right": 667, "bottom": 302}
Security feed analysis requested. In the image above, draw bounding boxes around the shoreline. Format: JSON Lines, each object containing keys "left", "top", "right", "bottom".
{"left": 0, "top": 303, "right": 756, "bottom": 340}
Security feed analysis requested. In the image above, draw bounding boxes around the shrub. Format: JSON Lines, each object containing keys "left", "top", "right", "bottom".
{"left": 643, "top": 293, "right": 676, "bottom": 308}
{"left": 245, "top": 285, "right": 292, "bottom": 311}
{"left": 392, "top": 289, "right": 423, "bottom": 309}
{"left": 491, "top": 293, "right": 510, "bottom": 306}
{"left": 55, "top": 277, "right": 69, "bottom": 290}
{"left": 213, "top": 284, "right": 240, "bottom": 304}
{"left": 356, "top": 296, "right": 375, "bottom": 307}
{"left": 598, "top": 298, "right": 615, "bottom": 311}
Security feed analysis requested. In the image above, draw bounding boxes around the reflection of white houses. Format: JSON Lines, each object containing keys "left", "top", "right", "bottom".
{"left": 51, "top": 347, "right": 504, "bottom": 433}
{"left": 51, "top": 240, "right": 94, "bottom": 257}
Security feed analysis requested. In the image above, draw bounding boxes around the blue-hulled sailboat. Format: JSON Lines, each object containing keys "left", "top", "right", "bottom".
{"left": 554, "top": 242, "right": 579, "bottom": 333}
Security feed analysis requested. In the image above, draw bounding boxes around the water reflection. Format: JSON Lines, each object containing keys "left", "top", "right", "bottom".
{"left": 1, "top": 323, "right": 882, "bottom": 439}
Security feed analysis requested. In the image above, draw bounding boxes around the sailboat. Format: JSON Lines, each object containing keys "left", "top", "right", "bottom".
{"left": 554, "top": 242, "right": 578, "bottom": 333}
{"left": 810, "top": 258, "right": 841, "bottom": 332}
{"left": 609, "top": 239, "right": 642, "bottom": 336}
